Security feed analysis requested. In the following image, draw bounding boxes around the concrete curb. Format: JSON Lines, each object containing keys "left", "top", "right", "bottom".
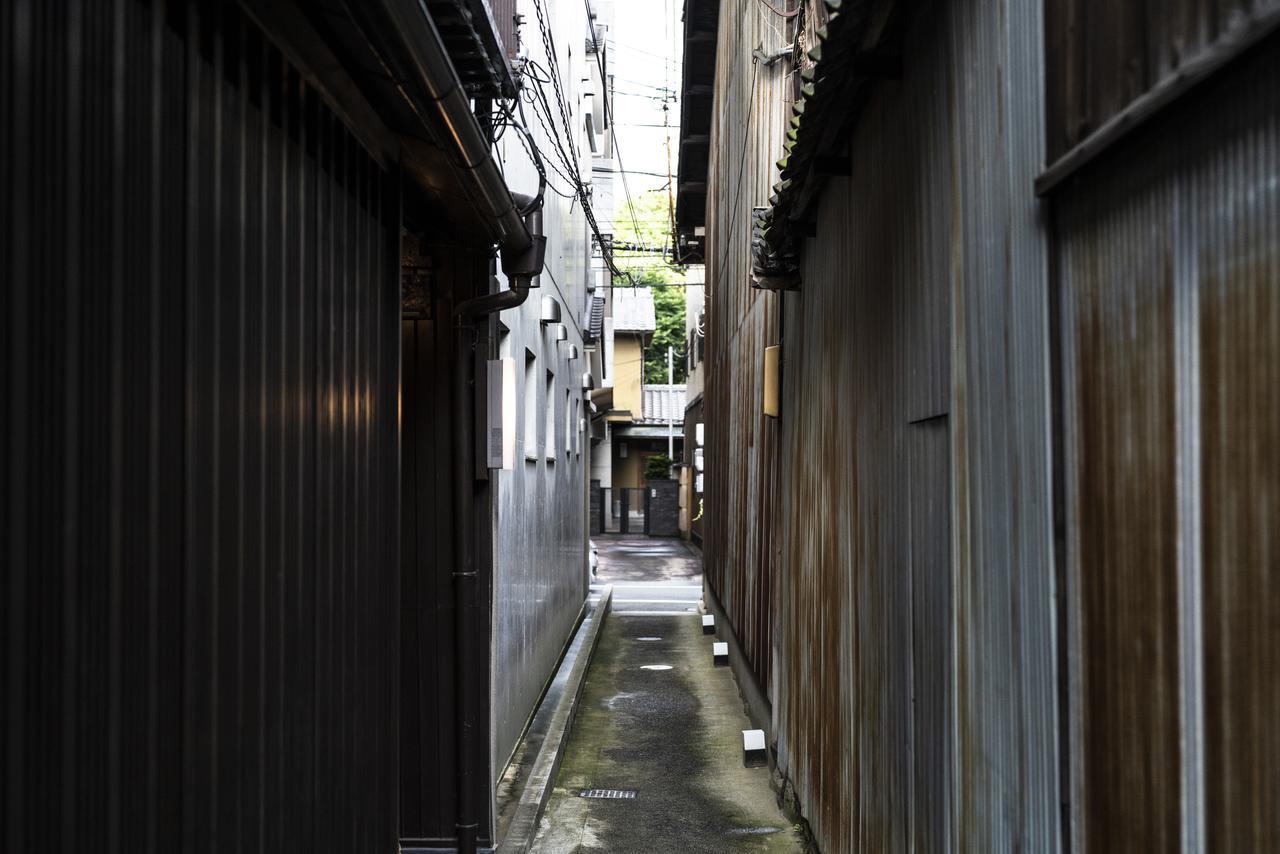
{"left": 495, "top": 585, "right": 613, "bottom": 854}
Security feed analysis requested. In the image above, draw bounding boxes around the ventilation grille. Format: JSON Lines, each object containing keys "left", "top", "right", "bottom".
{"left": 578, "top": 789, "right": 637, "bottom": 800}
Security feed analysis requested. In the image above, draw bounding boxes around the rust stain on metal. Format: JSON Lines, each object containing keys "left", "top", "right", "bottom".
{"left": 1057, "top": 37, "right": 1280, "bottom": 851}
{"left": 701, "top": 0, "right": 1279, "bottom": 851}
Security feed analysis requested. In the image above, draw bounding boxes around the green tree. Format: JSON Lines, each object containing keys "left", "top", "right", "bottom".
{"left": 645, "top": 454, "right": 673, "bottom": 480}
{"left": 644, "top": 284, "right": 686, "bottom": 384}
{"left": 611, "top": 192, "right": 688, "bottom": 384}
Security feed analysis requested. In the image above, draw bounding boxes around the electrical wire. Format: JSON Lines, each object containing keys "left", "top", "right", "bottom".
{"left": 581, "top": 0, "right": 644, "bottom": 246}
{"left": 754, "top": 0, "right": 799, "bottom": 17}
{"left": 520, "top": 1, "right": 635, "bottom": 285}
{"left": 709, "top": 59, "right": 760, "bottom": 298}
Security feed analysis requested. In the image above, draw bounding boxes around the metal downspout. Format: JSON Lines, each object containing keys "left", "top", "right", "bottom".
{"left": 376, "top": 0, "right": 533, "bottom": 260}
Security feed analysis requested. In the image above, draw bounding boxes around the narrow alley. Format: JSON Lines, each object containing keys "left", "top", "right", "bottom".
{"left": 7, "top": 0, "right": 1280, "bottom": 851}
{"left": 532, "top": 539, "right": 800, "bottom": 852}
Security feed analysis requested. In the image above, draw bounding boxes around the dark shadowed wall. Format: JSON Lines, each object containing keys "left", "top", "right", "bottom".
{"left": 2, "top": 2, "right": 402, "bottom": 851}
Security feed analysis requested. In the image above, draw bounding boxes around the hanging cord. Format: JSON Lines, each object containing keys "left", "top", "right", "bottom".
{"left": 708, "top": 59, "right": 760, "bottom": 302}
{"left": 755, "top": 0, "right": 798, "bottom": 17}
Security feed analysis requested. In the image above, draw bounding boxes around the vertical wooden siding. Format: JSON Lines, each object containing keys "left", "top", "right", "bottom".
{"left": 1, "top": 2, "right": 402, "bottom": 851}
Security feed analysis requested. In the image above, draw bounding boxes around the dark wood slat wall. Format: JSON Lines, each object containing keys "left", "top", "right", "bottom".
{"left": 2, "top": 1, "right": 402, "bottom": 851}
{"left": 1045, "top": 0, "right": 1280, "bottom": 159}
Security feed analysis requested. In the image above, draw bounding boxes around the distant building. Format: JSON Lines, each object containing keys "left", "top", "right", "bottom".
{"left": 680, "top": 283, "right": 705, "bottom": 542}
{"left": 589, "top": 286, "right": 685, "bottom": 533}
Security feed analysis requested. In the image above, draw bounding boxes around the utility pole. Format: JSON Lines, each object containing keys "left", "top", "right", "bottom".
{"left": 667, "top": 345, "right": 675, "bottom": 460}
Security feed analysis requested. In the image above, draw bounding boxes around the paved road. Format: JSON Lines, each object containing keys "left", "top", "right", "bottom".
{"left": 593, "top": 535, "right": 702, "bottom": 614}
{"left": 534, "top": 536, "right": 802, "bottom": 853}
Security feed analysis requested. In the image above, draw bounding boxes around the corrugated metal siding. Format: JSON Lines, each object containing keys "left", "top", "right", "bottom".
{"left": 1056, "top": 36, "right": 1280, "bottom": 852}
{"left": 702, "top": 0, "right": 790, "bottom": 702}
{"left": 490, "top": 0, "right": 518, "bottom": 64}
{"left": 2, "top": 2, "right": 401, "bottom": 851}
{"left": 773, "top": 11, "right": 964, "bottom": 846}
{"left": 710, "top": 0, "right": 1060, "bottom": 850}
{"left": 948, "top": 0, "right": 1060, "bottom": 848}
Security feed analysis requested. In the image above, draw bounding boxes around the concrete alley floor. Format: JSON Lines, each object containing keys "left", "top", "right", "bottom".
{"left": 532, "top": 536, "right": 802, "bottom": 853}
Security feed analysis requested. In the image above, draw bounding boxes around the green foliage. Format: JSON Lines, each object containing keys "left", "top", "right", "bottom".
{"left": 612, "top": 192, "right": 676, "bottom": 273}
{"left": 612, "top": 193, "right": 688, "bottom": 384}
{"left": 645, "top": 454, "right": 673, "bottom": 480}
{"left": 643, "top": 284, "right": 686, "bottom": 384}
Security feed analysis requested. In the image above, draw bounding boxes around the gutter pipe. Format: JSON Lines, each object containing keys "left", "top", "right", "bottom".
{"left": 377, "top": 0, "right": 539, "bottom": 260}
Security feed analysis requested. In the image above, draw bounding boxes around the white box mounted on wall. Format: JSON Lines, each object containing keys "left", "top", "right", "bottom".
{"left": 487, "top": 358, "right": 517, "bottom": 470}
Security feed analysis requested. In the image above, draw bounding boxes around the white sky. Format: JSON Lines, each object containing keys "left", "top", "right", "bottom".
{"left": 605, "top": 0, "right": 684, "bottom": 225}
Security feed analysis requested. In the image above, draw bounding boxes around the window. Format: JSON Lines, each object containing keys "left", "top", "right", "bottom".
{"left": 574, "top": 398, "right": 581, "bottom": 457}
{"left": 544, "top": 370, "right": 555, "bottom": 463}
{"left": 565, "top": 389, "right": 572, "bottom": 456}
{"left": 524, "top": 350, "right": 537, "bottom": 461}
{"left": 498, "top": 322, "right": 511, "bottom": 359}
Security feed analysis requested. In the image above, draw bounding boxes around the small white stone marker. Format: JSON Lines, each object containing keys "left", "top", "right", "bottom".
{"left": 702, "top": 614, "right": 715, "bottom": 635}
{"left": 712, "top": 641, "right": 728, "bottom": 665}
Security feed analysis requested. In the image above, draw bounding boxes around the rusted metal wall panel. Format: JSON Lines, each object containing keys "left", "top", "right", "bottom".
{"left": 948, "top": 0, "right": 1060, "bottom": 849}
{"left": 908, "top": 416, "right": 952, "bottom": 852}
{"left": 724, "top": 0, "right": 1060, "bottom": 850}
{"left": 771, "top": 12, "right": 969, "bottom": 850}
{"left": 1056, "top": 37, "right": 1280, "bottom": 852}
{"left": 2, "top": 1, "right": 402, "bottom": 851}
{"left": 779, "top": 167, "right": 913, "bottom": 851}
{"left": 702, "top": 0, "right": 792, "bottom": 698}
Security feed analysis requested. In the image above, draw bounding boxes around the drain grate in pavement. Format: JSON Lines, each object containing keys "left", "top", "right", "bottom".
{"left": 579, "top": 789, "right": 637, "bottom": 800}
